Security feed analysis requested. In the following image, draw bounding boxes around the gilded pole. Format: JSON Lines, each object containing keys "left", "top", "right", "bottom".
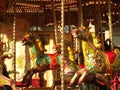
{"left": 52, "top": 0, "right": 58, "bottom": 44}
{"left": 108, "top": 0, "right": 113, "bottom": 50}
{"left": 77, "top": 0, "right": 83, "bottom": 27}
{"left": 77, "top": 0, "right": 83, "bottom": 65}
{"left": 13, "top": 0, "right": 16, "bottom": 81}
{"left": 61, "top": 0, "right": 64, "bottom": 90}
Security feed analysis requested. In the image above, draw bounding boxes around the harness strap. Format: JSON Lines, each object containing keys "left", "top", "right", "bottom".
{"left": 48, "top": 53, "right": 58, "bottom": 69}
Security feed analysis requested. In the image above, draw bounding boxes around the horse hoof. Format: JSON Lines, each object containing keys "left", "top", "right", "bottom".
{"left": 67, "top": 83, "right": 75, "bottom": 90}
{"left": 67, "top": 86, "right": 74, "bottom": 90}
{"left": 75, "top": 84, "right": 80, "bottom": 88}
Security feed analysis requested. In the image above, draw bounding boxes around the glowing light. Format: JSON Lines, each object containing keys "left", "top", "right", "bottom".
{"left": 96, "top": 1, "right": 99, "bottom": 4}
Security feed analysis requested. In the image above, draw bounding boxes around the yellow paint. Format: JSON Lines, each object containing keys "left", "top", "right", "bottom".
{"left": 67, "top": 46, "right": 75, "bottom": 61}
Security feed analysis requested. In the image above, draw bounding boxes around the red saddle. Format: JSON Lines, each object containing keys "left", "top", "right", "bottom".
{"left": 105, "top": 51, "right": 116, "bottom": 64}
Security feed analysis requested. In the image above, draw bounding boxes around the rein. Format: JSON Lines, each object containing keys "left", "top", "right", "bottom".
{"left": 87, "top": 39, "right": 97, "bottom": 51}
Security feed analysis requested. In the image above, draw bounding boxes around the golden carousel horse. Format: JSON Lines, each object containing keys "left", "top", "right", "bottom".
{"left": 70, "top": 26, "right": 120, "bottom": 90}
{"left": 21, "top": 34, "right": 79, "bottom": 89}
{"left": 0, "top": 42, "right": 17, "bottom": 90}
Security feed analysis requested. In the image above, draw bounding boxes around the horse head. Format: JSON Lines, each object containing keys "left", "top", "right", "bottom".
{"left": 71, "top": 26, "right": 91, "bottom": 40}
{"left": 22, "top": 33, "right": 46, "bottom": 56}
{"left": 71, "top": 26, "right": 102, "bottom": 49}
{"left": 22, "top": 33, "right": 35, "bottom": 46}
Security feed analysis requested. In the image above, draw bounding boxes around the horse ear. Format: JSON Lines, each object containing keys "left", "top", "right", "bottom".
{"left": 29, "top": 33, "right": 32, "bottom": 36}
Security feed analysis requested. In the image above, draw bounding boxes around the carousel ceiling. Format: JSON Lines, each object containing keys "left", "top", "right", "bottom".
{"left": 0, "top": 0, "right": 120, "bottom": 25}
{"left": 5, "top": 0, "right": 120, "bottom": 13}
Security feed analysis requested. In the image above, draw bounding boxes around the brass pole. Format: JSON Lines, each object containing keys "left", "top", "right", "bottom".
{"left": 108, "top": 0, "right": 113, "bottom": 49}
{"left": 77, "top": 0, "right": 83, "bottom": 65}
{"left": 98, "top": 0, "right": 104, "bottom": 50}
{"left": 68, "top": 5, "right": 71, "bottom": 33}
{"left": 13, "top": 0, "right": 16, "bottom": 81}
{"left": 52, "top": 0, "right": 58, "bottom": 44}
{"left": 61, "top": 0, "right": 64, "bottom": 90}
{"left": 77, "top": 0, "right": 83, "bottom": 27}
{"left": 119, "top": 5, "right": 120, "bottom": 25}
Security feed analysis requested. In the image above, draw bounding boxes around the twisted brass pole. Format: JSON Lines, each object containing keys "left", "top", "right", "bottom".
{"left": 78, "top": 0, "right": 83, "bottom": 27}
{"left": 13, "top": 0, "right": 16, "bottom": 81}
{"left": 61, "top": 0, "right": 64, "bottom": 90}
{"left": 108, "top": 0, "right": 113, "bottom": 50}
{"left": 52, "top": 0, "right": 58, "bottom": 44}
{"left": 77, "top": 0, "right": 83, "bottom": 65}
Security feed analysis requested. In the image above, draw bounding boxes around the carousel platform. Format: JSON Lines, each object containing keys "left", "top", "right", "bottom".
{"left": 18, "top": 87, "right": 70, "bottom": 90}
{"left": 19, "top": 87, "right": 51, "bottom": 90}
{"left": 16, "top": 79, "right": 52, "bottom": 90}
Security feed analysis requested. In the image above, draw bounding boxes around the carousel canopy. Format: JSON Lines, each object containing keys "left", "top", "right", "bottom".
{"left": 0, "top": 0, "right": 119, "bottom": 26}
{"left": 0, "top": 0, "right": 120, "bottom": 40}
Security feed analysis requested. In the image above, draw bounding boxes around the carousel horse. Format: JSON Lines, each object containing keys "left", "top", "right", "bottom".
{"left": 0, "top": 42, "right": 17, "bottom": 90}
{"left": 21, "top": 34, "right": 79, "bottom": 89}
{"left": 70, "top": 26, "right": 120, "bottom": 90}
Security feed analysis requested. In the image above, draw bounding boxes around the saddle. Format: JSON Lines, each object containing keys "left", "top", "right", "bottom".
{"left": 48, "top": 53, "right": 59, "bottom": 69}
{"left": 105, "top": 51, "right": 116, "bottom": 64}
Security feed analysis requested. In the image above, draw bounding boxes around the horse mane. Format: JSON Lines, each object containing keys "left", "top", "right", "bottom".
{"left": 39, "top": 35, "right": 48, "bottom": 46}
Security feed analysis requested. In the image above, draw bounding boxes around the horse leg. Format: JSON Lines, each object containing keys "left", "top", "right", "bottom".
{"left": 0, "top": 74, "right": 17, "bottom": 90}
{"left": 77, "top": 70, "right": 87, "bottom": 84}
{"left": 69, "top": 68, "right": 87, "bottom": 87}
{"left": 50, "top": 70, "right": 61, "bottom": 89}
{"left": 69, "top": 73, "right": 79, "bottom": 86}
{"left": 22, "top": 68, "right": 38, "bottom": 86}
{"left": 69, "top": 71, "right": 81, "bottom": 87}
{"left": 38, "top": 72, "right": 46, "bottom": 87}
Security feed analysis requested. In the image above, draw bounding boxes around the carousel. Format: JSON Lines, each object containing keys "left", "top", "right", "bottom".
{"left": 0, "top": 0, "right": 120, "bottom": 90}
